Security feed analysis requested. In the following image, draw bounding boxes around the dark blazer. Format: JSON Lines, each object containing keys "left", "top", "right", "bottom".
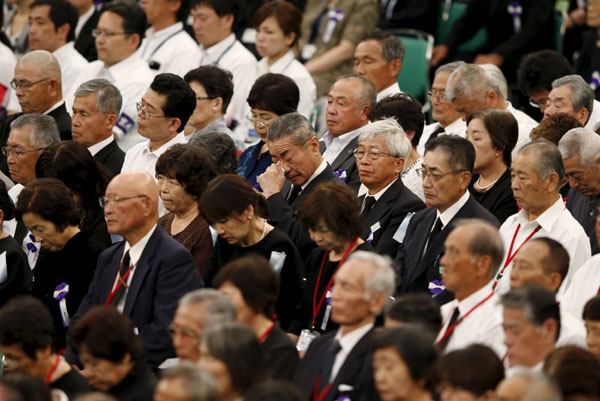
{"left": 267, "top": 163, "right": 343, "bottom": 255}
{"left": 74, "top": 9, "right": 100, "bottom": 62}
{"left": 566, "top": 188, "right": 600, "bottom": 255}
{"left": 320, "top": 136, "right": 360, "bottom": 193}
{"left": 93, "top": 140, "right": 125, "bottom": 177}
{"left": 395, "top": 195, "right": 499, "bottom": 298}
{"left": 294, "top": 328, "right": 380, "bottom": 401}
{"left": 360, "top": 178, "right": 425, "bottom": 257}
{"left": 68, "top": 226, "right": 203, "bottom": 368}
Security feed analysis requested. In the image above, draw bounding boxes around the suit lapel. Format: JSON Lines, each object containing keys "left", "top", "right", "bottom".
{"left": 405, "top": 210, "right": 437, "bottom": 285}
{"left": 329, "top": 137, "right": 358, "bottom": 171}
{"left": 363, "top": 179, "right": 403, "bottom": 231}
{"left": 101, "top": 243, "right": 126, "bottom": 303}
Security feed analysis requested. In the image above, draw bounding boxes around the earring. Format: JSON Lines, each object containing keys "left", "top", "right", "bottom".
{"left": 212, "top": 107, "right": 217, "bottom": 112}
{"left": 247, "top": 215, "right": 251, "bottom": 220}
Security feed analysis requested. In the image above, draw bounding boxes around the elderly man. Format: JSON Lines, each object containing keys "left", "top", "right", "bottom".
{"left": 28, "top": 0, "right": 88, "bottom": 97}
{"left": 446, "top": 63, "right": 536, "bottom": 156}
{"left": 155, "top": 363, "right": 218, "bottom": 401}
{"left": 71, "top": 79, "right": 125, "bottom": 176}
{"left": 68, "top": 171, "right": 203, "bottom": 368}
{"left": 558, "top": 128, "right": 600, "bottom": 255}
{"left": 258, "top": 113, "right": 342, "bottom": 254}
{"left": 395, "top": 135, "right": 498, "bottom": 297}
{"left": 353, "top": 30, "right": 404, "bottom": 101}
{"left": 67, "top": 0, "right": 154, "bottom": 151}
{"left": 510, "top": 237, "right": 586, "bottom": 348}
{"left": 418, "top": 61, "right": 467, "bottom": 155}
{"left": 436, "top": 219, "right": 505, "bottom": 356}
{"left": 544, "top": 75, "right": 600, "bottom": 131}
{"left": 496, "top": 371, "right": 562, "bottom": 400}
{"left": 494, "top": 140, "right": 590, "bottom": 295}
{"left": 294, "top": 251, "right": 394, "bottom": 401}
{"left": 501, "top": 284, "right": 560, "bottom": 374}
{"left": 321, "top": 75, "right": 376, "bottom": 192}
{"left": 355, "top": 118, "right": 424, "bottom": 256}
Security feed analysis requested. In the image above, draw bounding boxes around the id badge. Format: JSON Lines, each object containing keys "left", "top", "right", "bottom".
{"left": 297, "top": 329, "right": 320, "bottom": 351}
{"left": 301, "top": 44, "right": 316, "bottom": 60}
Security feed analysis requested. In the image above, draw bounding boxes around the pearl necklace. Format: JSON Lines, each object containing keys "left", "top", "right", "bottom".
{"left": 474, "top": 176, "right": 499, "bottom": 191}
{"left": 260, "top": 218, "right": 267, "bottom": 241}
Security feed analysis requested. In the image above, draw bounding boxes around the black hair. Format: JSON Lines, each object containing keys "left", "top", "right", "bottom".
{"left": 30, "top": 0, "right": 78, "bottom": 42}
{"left": 0, "top": 180, "right": 14, "bottom": 221}
{"left": 385, "top": 294, "right": 442, "bottom": 335}
{"left": 101, "top": 0, "right": 147, "bottom": 49}
{"left": 247, "top": 73, "right": 299, "bottom": 116}
{"left": 150, "top": 73, "right": 196, "bottom": 131}
{"left": 189, "top": 0, "right": 239, "bottom": 30}
{"left": 184, "top": 66, "right": 234, "bottom": 114}
{"left": 368, "top": 93, "right": 425, "bottom": 147}
{"left": 517, "top": 50, "right": 573, "bottom": 96}
{"left": 189, "top": 131, "right": 238, "bottom": 174}
{"left": 425, "top": 135, "right": 475, "bottom": 173}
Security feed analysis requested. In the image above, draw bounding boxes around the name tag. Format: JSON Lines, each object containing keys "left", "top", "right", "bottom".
{"left": 370, "top": 221, "right": 381, "bottom": 233}
{"left": 393, "top": 212, "right": 415, "bottom": 244}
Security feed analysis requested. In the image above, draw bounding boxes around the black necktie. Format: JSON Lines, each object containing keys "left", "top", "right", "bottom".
{"left": 425, "top": 125, "right": 445, "bottom": 148}
{"left": 318, "top": 339, "right": 342, "bottom": 392}
{"left": 426, "top": 218, "right": 443, "bottom": 253}
{"left": 438, "top": 306, "right": 460, "bottom": 349}
{"left": 361, "top": 196, "right": 376, "bottom": 218}
{"left": 109, "top": 250, "right": 131, "bottom": 307}
{"left": 287, "top": 185, "right": 302, "bottom": 204}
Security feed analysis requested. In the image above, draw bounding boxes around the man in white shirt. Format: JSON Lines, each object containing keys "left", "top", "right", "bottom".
{"left": 494, "top": 141, "right": 591, "bottom": 295}
{"left": 294, "top": 251, "right": 393, "bottom": 401}
{"left": 436, "top": 219, "right": 505, "bottom": 357}
{"left": 352, "top": 30, "right": 403, "bottom": 101}
{"left": 544, "top": 75, "right": 600, "bottom": 132}
{"left": 138, "top": 0, "right": 199, "bottom": 77}
{"left": 191, "top": 0, "right": 257, "bottom": 144}
{"left": 28, "top": 0, "right": 88, "bottom": 98}
{"left": 418, "top": 61, "right": 467, "bottom": 155}
{"left": 67, "top": 1, "right": 154, "bottom": 151}
{"left": 321, "top": 75, "right": 376, "bottom": 192}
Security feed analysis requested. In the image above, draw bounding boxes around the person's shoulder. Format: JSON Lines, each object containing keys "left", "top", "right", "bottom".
{"left": 230, "top": 40, "right": 258, "bottom": 64}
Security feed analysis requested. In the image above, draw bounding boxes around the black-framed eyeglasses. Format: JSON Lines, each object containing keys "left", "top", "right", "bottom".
{"left": 91, "top": 29, "right": 129, "bottom": 38}
{"left": 99, "top": 195, "right": 147, "bottom": 208}
{"left": 417, "top": 168, "right": 467, "bottom": 181}
{"left": 10, "top": 78, "right": 48, "bottom": 90}
{"left": 353, "top": 148, "right": 396, "bottom": 161}
{"left": 1, "top": 146, "right": 47, "bottom": 158}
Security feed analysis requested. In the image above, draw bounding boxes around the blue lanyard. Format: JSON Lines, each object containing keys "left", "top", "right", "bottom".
{"left": 143, "top": 29, "right": 184, "bottom": 59}
{"left": 214, "top": 40, "right": 236, "bottom": 65}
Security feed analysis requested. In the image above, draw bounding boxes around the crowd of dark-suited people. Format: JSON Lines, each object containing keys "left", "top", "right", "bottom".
{"left": 3, "top": 0, "right": 600, "bottom": 400}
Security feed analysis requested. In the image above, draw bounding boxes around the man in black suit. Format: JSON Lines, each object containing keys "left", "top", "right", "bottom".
{"left": 70, "top": 0, "right": 100, "bottom": 61}
{"left": 258, "top": 113, "right": 342, "bottom": 254}
{"left": 71, "top": 78, "right": 125, "bottom": 176}
{"left": 356, "top": 118, "right": 425, "bottom": 257}
{"left": 395, "top": 135, "right": 499, "bottom": 299}
{"left": 320, "top": 75, "right": 376, "bottom": 193}
{"left": 67, "top": 171, "right": 203, "bottom": 368}
{"left": 294, "top": 251, "right": 393, "bottom": 401}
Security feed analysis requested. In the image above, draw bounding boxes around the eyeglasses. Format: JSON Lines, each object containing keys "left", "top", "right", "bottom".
{"left": 247, "top": 111, "right": 277, "bottom": 128}
{"left": 167, "top": 324, "right": 200, "bottom": 339}
{"left": 417, "top": 168, "right": 467, "bottom": 181}
{"left": 99, "top": 195, "right": 147, "bottom": 208}
{"left": 427, "top": 89, "right": 447, "bottom": 101}
{"left": 1, "top": 146, "right": 47, "bottom": 158}
{"left": 353, "top": 148, "right": 396, "bottom": 161}
{"left": 92, "top": 29, "right": 129, "bottom": 38}
{"left": 136, "top": 102, "right": 167, "bottom": 120}
{"left": 9, "top": 78, "right": 48, "bottom": 90}
{"left": 528, "top": 98, "right": 547, "bottom": 109}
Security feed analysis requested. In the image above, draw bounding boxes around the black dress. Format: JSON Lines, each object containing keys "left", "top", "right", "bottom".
{"left": 205, "top": 227, "right": 304, "bottom": 331}
{"left": 288, "top": 242, "right": 374, "bottom": 335}
{"left": 32, "top": 231, "right": 104, "bottom": 349}
{"left": 468, "top": 169, "right": 517, "bottom": 224}
{"left": 260, "top": 322, "right": 299, "bottom": 381}
{"left": 82, "top": 205, "right": 112, "bottom": 248}
{"left": 0, "top": 235, "right": 32, "bottom": 306}
{"left": 50, "top": 368, "right": 92, "bottom": 400}
{"left": 108, "top": 361, "right": 156, "bottom": 401}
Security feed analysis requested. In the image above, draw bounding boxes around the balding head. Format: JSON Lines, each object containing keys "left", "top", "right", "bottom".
{"left": 13, "top": 51, "right": 62, "bottom": 113}
{"left": 18, "top": 51, "right": 61, "bottom": 82}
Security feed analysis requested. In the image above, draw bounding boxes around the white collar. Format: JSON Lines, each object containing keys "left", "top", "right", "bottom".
{"left": 87, "top": 135, "right": 114, "bottom": 156}
{"left": 52, "top": 42, "right": 73, "bottom": 58}
{"left": 448, "top": 284, "right": 495, "bottom": 316}
{"left": 259, "top": 50, "right": 295, "bottom": 73}
{"left": 323, "top": 125, "right": 364, "bottom": 148}
{"left": 363, "top": 177, "right": 399, "bottom": 199}
{"left": 436, "top": 190, "right": 470, "bottom": 227}
{"left": 142, "top": 132, "right": 186, "bottom": 156}
{"left": 44, "top": 100, "right": 64, "bottom": 115}
{"left": 334, "top": 322, "right": 373, "bottom": 349}
{"left": 104, "top": 52, "right": 145, "bottom": 82}
{"left": 302, "top": 159, "right": 328, "bottom": 190}
{"left": 75, "top": 5, "right": 95, "bottom": 39}
{"left": 515, "top": 195, "right": 564, "bottom": 232}
{"left": 144, "top": 21, "right": 183, "bottom": 39}
{"left": 376, "top": 82, "right": 401, "bottom": 101}
{"left": 200, "top": 33, "right": 235, "bottom": 58}
{"left": 443, "top": 117, "right": 467, "bottom": 136}
{"left": 124, "top": 224, "right": 157, "bottom": 266}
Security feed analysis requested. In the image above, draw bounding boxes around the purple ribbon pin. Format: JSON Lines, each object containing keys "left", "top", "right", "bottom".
{"left": 428, "top": 280, "right": 445, "bottom": 295}
{"left": 334, "top": 169, "right": 347, "bottom": 183}
{"left": 26, "top": 233, "right": 37, "bottom": 253}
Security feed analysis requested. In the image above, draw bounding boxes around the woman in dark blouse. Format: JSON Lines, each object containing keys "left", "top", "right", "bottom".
{"left": 466, "top": 109, "right": 518, "bottom": 224}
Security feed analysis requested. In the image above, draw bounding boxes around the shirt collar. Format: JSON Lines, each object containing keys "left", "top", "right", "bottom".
{"left": 142, "top": 132, "right": 186, "bottom": 157}
{"left": 266, "top": 50, "right": 295, "bottom": 73}
{"left": 87, "top": 135, "right": 114, "bottom": 156}
{"left": 124, "top": 224, "right": 157, "bottom": 266}
{"left": 44, "top": 100, "right": 64, "bottom": 115}
{"left": 52, "top": 42, "right": 72, "bottom": 59}
{"left": 437, "top": 190, "right": 470, "bottom": 227}
{"left": 200, "top": 33, "right": 236, "bottom": 60}
{"left": 323, "top": 125, "right": 364, "bottom": 148}
{"left": 302, "top": 159, "right": 327, "bottom": 190}
{"left": 444, "top": 117, "right": 467, "bottom": 136}
{"left": 334, "top": 322, "right": 373, "bottom": 349}
{"left": 144, "top": 21, "right": 183, "bottom": 40}
{"left": 105, "top": 52, "right": 145, "bottom": 83}
{"left": 376, "top": 82, "right": 401, "bottom": 101}
{"left": 454, "top": 284, "right": 495, "bottom": 315}
{"left": 365, "top": 177, "right": 398, "bottom": 200}
{"left": 516, "top": 195, "right": 564, "bottom": 231}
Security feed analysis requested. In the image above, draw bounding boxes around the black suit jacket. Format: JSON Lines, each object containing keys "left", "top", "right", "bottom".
{"left": 395, "top": 195, "right": 499, "bottom": 298}
{"left": 67, "top": 226, "right": 203, "bottom": 367}
{"left": 74, "top": 9, "right": 100, "bottom": 62}
{"left": 267, "top": 163, "right": 343, "bottom": 255}
{"left": 320, "top": 136, "right": 360, "bottom": 193}
{"left": 360, "top": 178, "right": 425, "bottom": 257}
{"left": 294, "top": 328, "right": 380, "bottom": 401}
{"left": 93, "top": 140, "right": 125, "bottom": 176}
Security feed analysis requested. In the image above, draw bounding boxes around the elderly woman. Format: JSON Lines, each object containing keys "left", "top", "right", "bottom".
{"left": 15, "top": 178, "right": 104, "bottom": 349}
{"left": 214, "top": 255, "right": 299, "bottom": 381}
{"left": 466, "top": 109, "right": 518, "bottom": 223}
{"left": 253, "top": 1, "right": 316, "bottom": 118}
{"left": 156, "top": 144, "right": 216, "bottom": 275}
{"left": 198, "top": 323, "right": 266, "bottom": 401}
{"left": 288, "top": 181, "right": 371, "bottom": 336}
{"left": 69, "top": 306, "right": 156, "bottom": 401}
{"left": 237, "top": 73, "right": 299, "bottom": 186}
{"left": 200, "top": 174, "right": 303, "bottom": 330}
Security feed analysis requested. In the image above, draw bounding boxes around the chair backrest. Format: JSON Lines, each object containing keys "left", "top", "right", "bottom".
{"left": 389, "top": 29, "right": 434, "bottom": 101}
{"left": 436, "top": 0, "right": 487, "bottom": 53}
{"left": 555, "top": 10, "right": 567, "bottom": 54}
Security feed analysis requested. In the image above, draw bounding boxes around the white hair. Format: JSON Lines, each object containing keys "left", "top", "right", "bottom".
{"left": 480, "top": 64, "right": 508, "bottom": 100}
{"left": 558, "top": 127, "right": 600, "bottom": 166}
{"left": 358, "top": 117, "right": 412, "bottom": 160}
{"left": 446, "top": 64, "right": 501, "bottom": 102}
{"left": 345, "top": 250, "right": 395, "bottom": 299}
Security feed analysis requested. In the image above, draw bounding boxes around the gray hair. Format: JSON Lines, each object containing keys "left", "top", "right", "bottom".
{"left": 480, "top": 64, "right": 508, "bottom": 100}
{"left": 518, "top": 372, "right": 562, "bottom": 401}
{"left": 500, "top": 284, "right": 561, "bottom": 337}
{"left": 161, "top": 362, "right": 218, "bottom": 401}
{"left": 74, "top": 79, "right": 123, "bottom": 115}
{"left": 358, "top": 117, "right": 411, "bottom": 160}
{"left": 10, "top": 114, "right": 60, "bottom": 149}
{"left": 333, "top": 74, "right": 377, "bottom": 108}
{"left": 552, "top": 75, "right": 594, "bottom": 117}
{"left": 179, "top": 289, "right": 236, "bottom": 327}
{"left": 446, "top": 64, "right": 501, "bottom": 102}
{"left": 454, "top": 219, "right": 504, "bottom": 280}
{"left": 434, "top": 60, "right": 466, "bottom": 76}
{"left": 518, "top": 140, "right": 565, "bottom": 187}
{"left": 558, "top": 127, "right": 600, "bottom": 166}
{"left": 267, "top": 112, "right": 316, "bottom": 146}
{"left": 360, "top": 30, "right": 406, "bottom": 62}
{"left": 345, "top": 250, "right": 395, "bottom": 300}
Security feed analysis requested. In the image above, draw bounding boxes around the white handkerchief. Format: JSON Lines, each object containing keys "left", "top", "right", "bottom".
{"left": 0, "top": 251, "right": 7, "bottom": 284}
{"left": 269, "top": 251, "right": 287, "bottom": 274}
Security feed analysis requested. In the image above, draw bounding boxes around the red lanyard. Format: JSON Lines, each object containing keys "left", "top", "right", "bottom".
{"left": 45, "top": 354, "right": 60, "bottom": 385}
{"left": 312, "top": 237, "right": 360, "bottom": 328}
{"left": 435, "top": 291, "right": 495, "bottom": 346}
{"left": 258, "top": 321, "right": 275, "bottom": 343}
{"left": 492, "top": 224, "right": 541, "bottom": 290}
{"left": 105, "top": 260, "right": 134, "bottom": 306}
{"left": 313, "top": 374, "right": 333, "bottom": 401}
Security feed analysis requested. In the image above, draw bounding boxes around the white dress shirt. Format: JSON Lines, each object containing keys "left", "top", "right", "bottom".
{"left": 0, "top": 42, "right": 16, "bottom": 111}
{"left": 437, "top": 285, "right": 505, "bottom": 357}
{"left": 199, "top": 34, "right": 257, "bottom": 144}
{"left": 423, "top": 190, "right": 470, "bottom": 253}
{"left": 257, "top": 51, "right": 316, "bottom": 119}
{"left": 506, "top": 102, "right": 537, "bottom": 157}
{"left": 561, "top": 254, "right": 600, "bottom": 319}
{"left": 322, "top": 126, "right": 363, "bottom": 166}
{"left": 138, "top": 22, "right": 200, "bottom": 77}
{"left": 376, "top": 82, "right": 401, "bottom": 101}
{"left": 87, "top": 135, "right": 115, "bottom": 156}
{"left": 495, "top": 197, "right": 591, "bottom": 295}
{"left": 418, "top": 118, "right": 467, "bottom": 155}
{"left": 4, "top": 184, "right": 40, "bottom": 268}
{"left": 556, "top": 308, "right": 587, "bottom": 347}
{"left": 53, "top": 42, "right": 88, "bottom": 98}
{"left": 330, "top": 323, "right": 373, "bottom": 383}
{"left": 585, "top": 99, "right": 600, "bottom": 132}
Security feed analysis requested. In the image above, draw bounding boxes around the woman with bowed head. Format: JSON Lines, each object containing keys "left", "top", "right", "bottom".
{"left": 237, "top": 73, "right": 299, "bottom": 186}
{"left": 288, "top": 181, "right": 372, "bottom": 339}
{"left": 156, "top": 144, "right": 216, "bottom": 276}
{"left": 466, "top": 109, "right": 518, "bottom": 224}
{"left": 15, "top": 178, "right": 103, "bottom": 349}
